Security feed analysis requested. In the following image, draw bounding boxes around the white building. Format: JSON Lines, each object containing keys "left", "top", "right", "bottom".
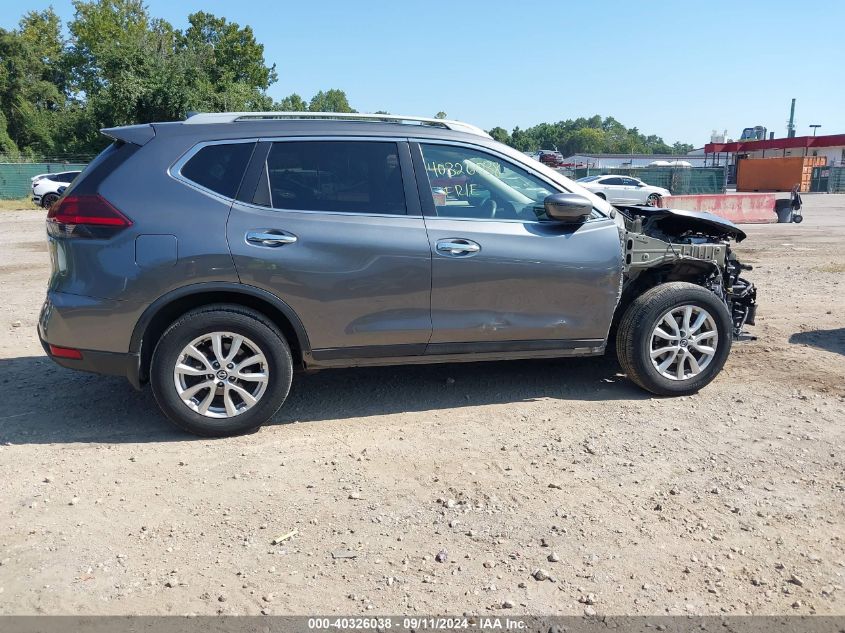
{"left": 705, "top": 133, "right": 845, "bottom": 167}
{"left": 562, "top": 153, "right": 708, "bottom": 169}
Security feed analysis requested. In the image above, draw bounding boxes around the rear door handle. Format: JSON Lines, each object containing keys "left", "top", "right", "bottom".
{"left": 245, "top": 230, "right": 297, "bottom": 247}
{"left": 436, "top": 238, "right": 481, "bottom": 256}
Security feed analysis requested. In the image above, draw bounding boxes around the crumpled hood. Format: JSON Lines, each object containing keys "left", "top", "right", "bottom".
{"left": 619, "top": 205, "right": 747, "bottom": 242}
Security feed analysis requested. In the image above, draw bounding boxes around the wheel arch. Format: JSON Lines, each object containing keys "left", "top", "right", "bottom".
{"left": 130, "top": 283, "right": 310, "bottom": 383}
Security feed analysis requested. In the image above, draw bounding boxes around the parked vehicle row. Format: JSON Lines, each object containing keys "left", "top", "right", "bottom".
{"left": 39, "top": 112, "right": 756, "bottom": 436}
{"left": 576, "top": 174, "right": 670, "bottom": 206}
{"left": 526, "top": 150, "right": 566, "bottom": 169}
{"left": 31, "top": 171, "right": 81, "bottom": 208}
{"left": 522, "top": 153, "right": 672, "bottom": 206}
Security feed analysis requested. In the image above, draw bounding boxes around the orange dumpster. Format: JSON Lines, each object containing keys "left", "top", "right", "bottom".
{"left": 736, "top": 156, "right": 826, "bottom": 193}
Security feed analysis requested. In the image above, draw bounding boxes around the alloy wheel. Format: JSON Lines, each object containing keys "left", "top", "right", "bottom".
{"left": 649, "top": 305, "right": 718, "bottom": 381}
{"left": 173, "top": 332, "right": 269, "bottom": 418}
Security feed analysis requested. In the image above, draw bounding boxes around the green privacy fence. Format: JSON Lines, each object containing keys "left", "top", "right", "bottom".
{"left": 2, "top": 161, "right": 732, "bottom": 199}
{"left": 0, "top": 162, "right": 89, "bottom": 199}
{"left": 572, "top": 167, "right": 727, "bottom": 195}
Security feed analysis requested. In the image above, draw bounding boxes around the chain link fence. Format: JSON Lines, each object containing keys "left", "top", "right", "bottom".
{"left": 828, "top": 166, "right": 845, "bottom": 193}
{"left": 567, "top": 166, "right": 726, "bottom": 195}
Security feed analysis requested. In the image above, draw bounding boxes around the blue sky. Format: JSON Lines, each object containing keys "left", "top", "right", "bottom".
{"left": 3, "top": 0, "right": 844, "bottom": 146}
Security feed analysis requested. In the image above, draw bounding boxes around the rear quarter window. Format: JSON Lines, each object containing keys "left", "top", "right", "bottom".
{"left": 180, "top": 142, "right": 255, "bottom": 198}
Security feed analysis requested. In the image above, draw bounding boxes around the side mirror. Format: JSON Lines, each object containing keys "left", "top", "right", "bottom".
{"left": 544, "top": 193, "right": 592, "bottom": 223}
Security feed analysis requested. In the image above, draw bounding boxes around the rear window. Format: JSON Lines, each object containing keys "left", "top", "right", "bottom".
{"left": 261, "top": 141, "right": 406, "bottom": 215}
{"left": 60, "top": 142, "right": 121, "bottom": 198}
{"left": 181, "top": 142, "right": 255, "bottom": 198}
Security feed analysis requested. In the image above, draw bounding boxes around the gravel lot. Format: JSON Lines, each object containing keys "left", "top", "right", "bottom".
{"left": 0, "top": 196, "right": 843, "bottom": 616}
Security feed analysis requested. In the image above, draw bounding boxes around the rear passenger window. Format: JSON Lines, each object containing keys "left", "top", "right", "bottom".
{"left": 263, "top": 141, "right": 406, "bottom": 214}
{"left": 181, "top": 142, "right": 255, "bottom": 198}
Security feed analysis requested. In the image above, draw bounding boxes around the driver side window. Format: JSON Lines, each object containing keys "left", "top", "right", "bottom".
{"left": 419, "top": 144, "right": 555, "bottom": 221}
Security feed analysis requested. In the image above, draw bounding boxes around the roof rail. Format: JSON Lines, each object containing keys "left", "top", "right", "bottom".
{"left": 183, "top": 111, "right": 492, "bottom": 138}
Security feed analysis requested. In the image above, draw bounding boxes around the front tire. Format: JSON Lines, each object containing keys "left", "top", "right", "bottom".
{"left": 151, "top": 304, "right": 293, "bottom": 437}
{"left": 616, "top": 282, "right": 732, "bottom": 396}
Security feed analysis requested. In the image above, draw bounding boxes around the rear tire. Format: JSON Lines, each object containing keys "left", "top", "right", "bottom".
{"left": 646, "top": 193, "right": 661, "bottom": 206}
{"left": 792, "top": 214, "right": 803, "bottom": 223}
{"left": 616, "top": 282, "right": 732, "bottom": 396}
{"left": 151, "top": 304, "right": 293, "bottom": 437}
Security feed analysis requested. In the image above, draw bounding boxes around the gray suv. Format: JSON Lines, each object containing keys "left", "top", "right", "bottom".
{"left": 39, "top": 112, "right": 757, "bottom": 436}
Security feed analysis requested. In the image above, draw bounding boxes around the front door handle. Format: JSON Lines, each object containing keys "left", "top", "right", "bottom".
{"left": 245, "top": 230, "right": 297, "bottom": 247}
{"left": 436, "top": 238, "right": 481, "bottom": 256}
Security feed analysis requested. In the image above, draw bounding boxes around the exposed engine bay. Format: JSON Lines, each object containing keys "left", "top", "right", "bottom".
{"left": 616, "top": 205, "right": 757, "bottom": 338}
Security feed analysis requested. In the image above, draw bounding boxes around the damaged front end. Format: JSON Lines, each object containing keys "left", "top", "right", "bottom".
{"left": 616, "top": 205, "right": 757, "bottom": 339}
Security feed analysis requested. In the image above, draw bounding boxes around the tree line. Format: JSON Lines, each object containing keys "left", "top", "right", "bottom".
{"left": 488, "top": 117, "right": 694, "bottom": 155}
{"left": 0, "top": 0, "right": 693, "bottom": 159}
{"left": 0, "top": 1, "right": 360, "bottom": 159}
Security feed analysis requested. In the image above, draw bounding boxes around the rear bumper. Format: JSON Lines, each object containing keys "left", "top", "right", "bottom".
{"left": 39, "top": 335, "right": 142, "bottom": 389}
{"left": 38, "top": 291, "right": 143, "bottom": 389}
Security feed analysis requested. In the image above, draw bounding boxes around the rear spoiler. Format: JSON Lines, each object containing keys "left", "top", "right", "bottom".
{"left": 100, "top": 123, "right": 155, "bottom": 146}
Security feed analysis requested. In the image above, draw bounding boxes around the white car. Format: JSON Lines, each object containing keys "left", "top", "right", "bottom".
{"left": 576, "top": 175, "right": 670, "bottom": 206}
{"left": 31, "top": 171, "right": 80, "bottom": 208}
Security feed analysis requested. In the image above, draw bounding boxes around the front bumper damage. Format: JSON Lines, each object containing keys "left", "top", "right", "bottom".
{"left": 725, "top": 258, "right": 757, "bottom": 338}
{"left": 619, "top": 205, "right": 758, "bottom": 340}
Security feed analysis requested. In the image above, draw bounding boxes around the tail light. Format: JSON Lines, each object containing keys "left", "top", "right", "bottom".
{"left": 46, "top": 194, "right": 132, "bottom": 239}
{"left": 48, "top": 344, "right": 83, "bottom": 360}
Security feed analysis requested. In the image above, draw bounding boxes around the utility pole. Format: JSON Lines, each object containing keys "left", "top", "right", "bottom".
{"left": 787, "top": 98, "right": 796, "bottom": 138}
{"left": 810, "top": 124, "right": 821, "bottom": 137}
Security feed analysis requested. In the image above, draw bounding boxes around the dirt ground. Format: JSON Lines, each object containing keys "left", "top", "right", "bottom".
{"left": 0, "top": 196, "right": 842, "bottom": 617}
